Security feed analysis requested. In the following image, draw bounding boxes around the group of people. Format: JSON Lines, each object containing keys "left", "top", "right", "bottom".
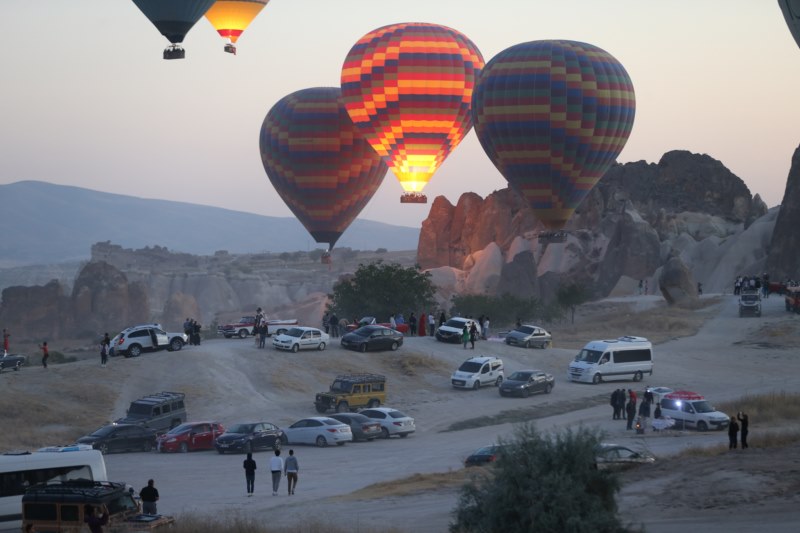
{"left": 244, "top": 449, "right": 300, "bottom": 497}
{"left": 321, "top": 312, "right": 341, "bottom": 338}
{"left": 610, "top": 388, "right": 657, "bottom": 432}
{"left": 728, "top": 412, "right": 750, "bottom": 449}
{"left": 734, "top": 274, "right": 768, "bottom": 297}
{"left": 182, "top": 318, "right": 203, "bottom": 346}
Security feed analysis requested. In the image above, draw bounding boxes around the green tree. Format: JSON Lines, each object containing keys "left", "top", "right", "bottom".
{"left": 557, "top": 282, "right": 592, "bottom": 324}
{"left": 328, "top": 261, "right": 436, "bottom": 321}
{"left": 451, "top": 424, "right": 631, "bottom": 533}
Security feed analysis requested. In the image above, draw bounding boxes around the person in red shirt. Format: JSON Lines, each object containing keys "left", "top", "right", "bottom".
{"left": 2, "top": 328, "right": 9, "bottom": 354}
{"left": 39, "top": 342, "right": 49, "bottom": 369}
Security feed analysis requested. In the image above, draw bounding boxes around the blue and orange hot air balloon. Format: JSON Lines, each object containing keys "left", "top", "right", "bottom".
{"left": 259, "top": 87, "right": 388, "bottom": 253}
{"left": 205, "top": 0, "right": 271, "bottom": 55}
{"left": 341, "top": 23, "right": 484, "bottom": 204}
{"left": 471, "top": 40, "right": 636, "bottom": 231}
{"left": 131, "top": 0, "right": 216, "bottom": 59}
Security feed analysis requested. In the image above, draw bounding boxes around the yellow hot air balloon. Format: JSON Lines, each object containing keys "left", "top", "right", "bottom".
{"left": 205, "top": 0, "right": 270, "bottom": 55}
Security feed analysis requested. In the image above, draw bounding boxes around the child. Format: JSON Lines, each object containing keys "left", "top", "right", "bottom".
{"left": 39, "top": 341, "right": 49, "bottom": 369}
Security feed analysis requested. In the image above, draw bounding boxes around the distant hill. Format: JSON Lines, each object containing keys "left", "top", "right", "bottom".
{"left": 0, "top": 181, "right": 420, "bottom": 267}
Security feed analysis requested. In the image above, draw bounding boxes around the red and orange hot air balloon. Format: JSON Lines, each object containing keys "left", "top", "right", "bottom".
{"left": 341, "top": 23, "right": 484, "bottom": 203}
{"left": 472, "top": 40, "right": 636, "bottom": 232}
{"left": 205, "top": 0, "right": 270, "bottom": 55}
{"left": 259, "top": 87, "right": 388, "bottom": 255}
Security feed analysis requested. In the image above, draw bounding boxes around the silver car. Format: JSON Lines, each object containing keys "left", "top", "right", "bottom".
{"left": 504, "top": 325, "right": 552, "bottom": 349}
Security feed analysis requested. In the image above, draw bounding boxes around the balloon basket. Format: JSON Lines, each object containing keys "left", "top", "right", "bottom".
{"left": 224, "top": 43, "right": 237, "bottom": 55}
{"left": 321, "top": 253, "right": 332, "bottom": 265}
{"left": 538, "top": 231, "right": 568, "bottom": 244}
{"left": 400, "top": 193, "right": 427, "bottom": 204}
{"left": 163, "top": 45, "right": 185, "bottom": 60}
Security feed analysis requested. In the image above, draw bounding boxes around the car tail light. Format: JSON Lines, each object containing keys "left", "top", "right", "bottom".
{"left": 326, "top": 429, "right": 338, "bottom": 433}
{"left": 117, "top": 337, "right": 125, "bottom": 345}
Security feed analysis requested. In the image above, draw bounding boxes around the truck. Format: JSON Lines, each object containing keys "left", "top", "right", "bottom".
{"left": 217, "top": 316, "right": 298, "bottom": 339}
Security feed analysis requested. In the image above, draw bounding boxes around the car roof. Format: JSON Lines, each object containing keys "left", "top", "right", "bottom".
{"left": 362, "top": 407, "right": 401, "bottom": 413}
{"left": 509, "top": 369, "right": 544, "bottom": 374}
{"left": 463, "top": 356, "right": 501, "bottom": 364}
{"left": 300, "top": 417, "right": 344, "bottom": 423}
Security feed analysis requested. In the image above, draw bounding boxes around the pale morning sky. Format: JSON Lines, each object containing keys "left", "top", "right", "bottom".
{"left": 1, "top": 0, "right": 798, "bottom": 229}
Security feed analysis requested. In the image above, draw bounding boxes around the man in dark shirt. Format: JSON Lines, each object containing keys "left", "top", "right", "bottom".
{"left": 84, "top": 505, "right": 108, "bottom": 533}
{"left": 243, "top": 452, "right": 257, "bottom": 496}
{"left": 139, "top": 479, "right": 159, "bottom": 514}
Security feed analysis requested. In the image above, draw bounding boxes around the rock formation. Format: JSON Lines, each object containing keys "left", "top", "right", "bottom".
{"left": 658, "top": 254, "right": 698, "bottom": 305}
{"left": 766, "top": 144, "right": 800, "bottom": 281}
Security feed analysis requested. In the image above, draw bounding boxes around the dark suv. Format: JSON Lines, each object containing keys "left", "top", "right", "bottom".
{"left": 115, "top": 391, "right": 187, "bottom": 433}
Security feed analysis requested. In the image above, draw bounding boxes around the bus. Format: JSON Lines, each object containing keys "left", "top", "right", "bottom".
{"left": 0, "top": 445, "right": 107, "bottom": 531}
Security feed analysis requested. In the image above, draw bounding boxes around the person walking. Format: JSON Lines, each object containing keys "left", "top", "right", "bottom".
{"left": 270, "top": 449, "right": 284, "bottom": 496}
{"left": 2, "top": 328, "right": 9, "bottom": 355}
{"left": 39, "top": 341, "right": 49, "bottom": 369}
{"left": 461, "top": 325, "right": 469, "bottom": 349}
{"left": 243, "top": 452, "right": 257, "bottom": 496}
{"left": 737, "top": 411, "right": 749, "bottom": 449}
{"left": 728, "top": 415, "right": 740, "bottom": 449}
{"left": 139, "top": 479, "right": 159, "bottom": 514}
{"left": 625, "top": 399, "right": 636, "bottom": 430}
{"left": 284, "top": 449, "right": 299, "bottom": 495}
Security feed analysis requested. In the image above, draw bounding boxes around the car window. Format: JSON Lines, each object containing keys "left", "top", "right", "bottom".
{"left": 481, "top": 364, "right": 490, "bottom": 374}
{"left": 162, "top": 404, "right": 171, "bottom": 414}
{"left": 152, "top": 407, "right": 161, "bottom": 416}
{"left": 387, "top": 410, "right": 407, "bottom": 419}
{"left": 229, "top": 423, "right": 255, "bottom": 433}
{"left": 313, "top": 331, "right": 320, "bottom": 338}
{"left": 286, "top": 328, "right": 304, "bottom": 337}
{"left": 130, "top": 330, "right": 147, "bottom": 338}
{"left": 508, "top": 371, "right": 532, "bottom": 381}
{"left": 306, "top": 419, "right": 322, "bottom": 427}
{"left": 290, "top": 420, "right": 307, "bottom": 429}
{"left": 302, "top": 332, "right": 311, "bottom": 339}
{"left": 167, "top": 424, "right": 192, "bottom": 435}
{"left": 458, "top": 361, "right": 482, "bottom": 373}
{"left": 491, "top": 362, "right": 502, "bottom": 371}
{"left": 515, "top": 326, "right": 534, "bottom": 334}
{"left": 363, "top": 410, "right": 385, "bottom": 419}
{"left": 323, "top": 419, "right": 341, "bottom": 426}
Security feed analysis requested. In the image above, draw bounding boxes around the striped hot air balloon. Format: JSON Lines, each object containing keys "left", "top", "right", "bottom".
{"left": 259, "top": 87, "right": 388, "bottom": 251}
{"left": 341, "top": 23, "right": 484, "bottom": 204}
{"left": 471, "top": 40, "right": 636, "bottom": 231}
{"left": 131, "top": 0, "right": 216, "bottom": 59}
{"left": 205, "top": 0, "right": 271, "bottom": 55}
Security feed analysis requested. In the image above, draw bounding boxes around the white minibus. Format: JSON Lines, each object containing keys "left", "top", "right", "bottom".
{"left": 567, "top": 336, "right": 653, "bottom": 384}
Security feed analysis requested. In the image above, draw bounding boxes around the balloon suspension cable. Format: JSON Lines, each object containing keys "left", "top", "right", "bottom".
{"left": 400, "top": 192, "right": 427, "bottom": 204}
{"left": 163, "top": 45, "right": 185, "bottom": 60}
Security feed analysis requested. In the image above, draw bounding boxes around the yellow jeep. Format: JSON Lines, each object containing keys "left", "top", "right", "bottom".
{"left": 314, "top": 374, "right": 386, "bottom": 413}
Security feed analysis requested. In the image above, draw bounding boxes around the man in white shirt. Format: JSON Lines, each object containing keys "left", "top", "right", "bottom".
{"left": 269, "top": 449, "right": 284, "bottom": 496}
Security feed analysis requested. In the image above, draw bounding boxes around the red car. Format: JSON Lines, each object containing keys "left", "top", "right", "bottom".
{"left": 157, "top": 421, "right": 224, "bottom": 453}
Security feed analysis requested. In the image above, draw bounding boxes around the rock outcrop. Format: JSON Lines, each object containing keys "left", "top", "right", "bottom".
{"left": 766, "top": 144, "right": 800, "bottom": 281}
{"left": 658, "top": 254, "right": 698, "bottom": 305}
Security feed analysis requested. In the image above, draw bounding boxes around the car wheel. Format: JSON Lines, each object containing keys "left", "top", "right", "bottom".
{"left": 238, "top": 329, "right": 248, "bottom": 339}
{"left": 128, "top": 344, "right": 142, "bottom": 358}
{"left": 697, "top": 421, "right": 708, "bottom": 432}
{"left": 545, "top": 383, "right": 553, "bottom": 394}
{"left": 524, "top": 340, "right": 531, "bottom": 349}
{"left": 633, "top": 371, "right": 643, "bottom": 382}
{"left": 522, "top": 388, "right": 530, "bottom": 398}
{"left": 170, "top": 338, "right": 183, "bottom": 351}
{"left": 244, "top": 442, "right": 252, "bottom": 454}
{"left": 336, "top": 401, "right": 350, "bottom": 413}
{"left": 142, "top": 441, "right": 153, "bottom": 453}
{"left": 316, "top": 435, "right": 328, "bottom": 448}
{"left": 318, "top": 342, "right": 326, "bottom": 351}
{"left": 472, "top": 381, "right": 480, "bottom": 390}
{"left": 98, "top": 444, "right": 109, "bottom": 455}
{"left": 359, "top": 343, "right": 367, "bottom": 353}
{"left": 495, "top": 376, "right": 503, "bottom": 387}
{"left": 291, "top": 344, "right": 299, "bottom": 353}
{"left": 399, "top": 433, "right": 409, "bottom": 438}
{"left": 381, "top": 427, "right": 390, "bottom": 439}
{"left": 315, "top": 405, "right": 328, "bottom": 414}
{"left": 542, "top": 340, "right": 551, "bottom": 349}
{"left": 272, "top": 439, "right": 281, "bottom": 451}
{"left": 592, "top": 373, "right": 602, "bottom": 385}
{"left": 368, "top": 399, "right": 380, "bottom": 408}
{"left": 281, "top": 435, "right": 289, "bottom": 445}
{"left": 391, "top": 341, "right": 399, "bottom": 351}
{"left": 179, "top": 442, "right": 188, "bottom": 453}
{"left": 14, "top": 361, "right": 22, "bottom": 371}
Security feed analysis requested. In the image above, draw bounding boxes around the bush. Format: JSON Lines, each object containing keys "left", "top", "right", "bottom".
{"left": 450, "top": 424, "right": 632, "bottom": 533}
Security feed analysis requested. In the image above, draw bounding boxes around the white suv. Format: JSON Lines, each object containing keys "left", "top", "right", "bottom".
{"left": 110, "top": 324, "right": 188, "bottom": 358}
{"left": 451, "top": 356, "right": 504, "bottom": 389}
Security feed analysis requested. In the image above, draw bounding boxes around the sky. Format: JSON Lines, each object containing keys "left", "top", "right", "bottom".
{"left": 1, "top": 1, "right": 799, "bottom": 230}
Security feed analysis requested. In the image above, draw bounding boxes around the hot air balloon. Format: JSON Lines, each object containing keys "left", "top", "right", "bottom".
{"left": 471, "top": 40, "right": 636, "bottom": 233}
{"left": 341, "top": 23, "right": 484, "bottom": 204}
{"left": 205, "top": 0, "right": 270, "bottom": 55}
{"left": 259, "top": 87, "right": 388, "bottom": 255}
{"left": 132, "top": 0, "right": 216, "bottom": 59}
{"left": 779, "top": 0, "right": 800, "bottom": 49}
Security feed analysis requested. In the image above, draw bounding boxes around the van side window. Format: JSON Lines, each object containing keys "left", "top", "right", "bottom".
{"left": 24, "top": 503, "right": 57, "bottom": 521}
{"left": 61, "top": 504, "right": 80, "bottom": 522}
{"left": 162, "top": 404, "right": 171, "bottom": 414}
{"left": 152, "top": 407, "right": 161, "bottom": 416}
{"left": 481, "top": 365, "right": 490, "bottom": 374}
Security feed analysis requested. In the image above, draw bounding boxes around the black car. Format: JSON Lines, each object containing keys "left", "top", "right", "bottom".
{"left": 0, "top": 353, "right": 27, "bottom": 372}
{"left": 214, "top": 422, "right": 283, "bottom": 454}
{"left": 498, "top": 370, "right": 555, "bottom": 398}
{"left": 75, "top": 423, "right": 157, "bottom": 454}
{"left": 340, "top": 325, "right": 403, "bottom": 352}
{"left": 328, "top": 413, "right": 382, "bottom": 441}
{"left": 464, "top": 444, "right": 506, "bottom": 467}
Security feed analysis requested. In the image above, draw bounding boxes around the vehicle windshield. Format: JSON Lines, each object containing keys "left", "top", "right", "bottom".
{"left": 329, "top": 380, "right": 351, "bottom": 393}
{"left": 352, "top": 327, "right": 372, "bottom": 337}
{"left": 508, "top": 371, "right": 533, "bottom": 381}
{"left": 514, "top": 326, "right": 534, "bottom": 335}
{"left": 107, "top": 493, "right": 139, "bottom": 515}
{"left": 387, "top": 410, "right": 408, "bottom": 419}
{"left": 127, "top": 403, "right": 152, "bottom": 416}
{"left": 284, "top": 328, "right": 303, "bottom": 338}
{"left": 474, "top": 445, "right": 499, "bottom": 455}
{"left": 90, "top": 426, "right": 115, "bottom": 437}
{"left": 458, "top": 361, "right": 482, "bottom": 373}
{"left": 237, "top": 317, "right": 253, "bottom": 324}
{"left": 575, "top": 349, "right": 603, "bottom": 363}
{"left": 692, "top": 401, "right": 715, "bottom": 413}
{"left": 166, "top": 424, "right": 193, "bottom": 435}
{"left": 741, "top": 295, "right": 758, "bottom": 303}
{"left": 444, "top": 319, "right": 468, "bottom": 329}
{"left": 227, "top": 424, "right": 255, "bottom": 434}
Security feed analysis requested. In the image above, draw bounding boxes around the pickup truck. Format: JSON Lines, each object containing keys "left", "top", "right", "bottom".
{"left": 217, "top": 316, "right": 298, "bottom": 338}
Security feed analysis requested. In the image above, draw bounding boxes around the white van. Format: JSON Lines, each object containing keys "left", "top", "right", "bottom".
{"left": 659, "top": 393, "right": 730, "bottom": 431}
{"left": 568, "top": 336, "right": 653, "bottom": 384}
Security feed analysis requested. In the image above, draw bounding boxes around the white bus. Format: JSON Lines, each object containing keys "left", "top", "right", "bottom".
{"left": 567, "top": 336, "right": 653, "bottom": 384}
{"left": 0, "top": 446, "right": 107, "bottom": 531}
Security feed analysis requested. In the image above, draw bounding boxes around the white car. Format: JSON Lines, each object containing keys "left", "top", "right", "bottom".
{"left": 451, "top": 356, "right": 504, "bottom": 389}
{"left": 109, "top": 324, "right": 188, "bottom": 358}
{"left": 272, "top": 327, "right": 329, "bottom": 352}
{"left": 359, "top": 407, "right": 416, "bottom": 439}
{"left": 280, "top": 417, "right": 352, "bottom": 447}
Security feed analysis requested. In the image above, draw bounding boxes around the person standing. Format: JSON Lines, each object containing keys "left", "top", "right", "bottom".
{"left": 418, "top": 312, "right": 426, "bottom": 337}
{"left": 728, "top": 416, "right": 740, "bottom": 449}
{"left": 84, "top": 505, "right": 109, "bottom": 533}
{"left": 2, "top": 328, "right": 9, "bottom": 355}
{"left": 439, "top": 311, "right": 446, "bottom": 329}
{"left": 139, "top": 479, "right": 159, "bottom": 514}
{"left": 737, "top": 411, "right": 749, "bottom": 449}
{"left": 284, "top": 449, "right": 299, "bottom": 495}
{"left": 243, "top": 452, "right": 257, "bottom": 496}
{"left": 469, "top": 322, "right": 478, "bottom": 349}
{"left": 329, "top": 312, "right": 339, "bottom": 338}
{"left": 428, "top": 312, "right": 436, "bottom": 336}
{"left": 39, "top": 342, "right": 49, "bottom": 369}
{"left": 482, "top": 317, "right": 490, "bottom": 340}
{"left": 610, "top": 389, "right": 619, "bottom": 420}
{"left": 408, "top": 313, "right": 417, "bottom": 336}
{"left": 270, "top": 449, "right": 284, "bottom": 496}
{"left": 100, "top": 337, "right": 108, "bottom": 368}
{"left": 461, "top": 325, "right": 469, "bottom": 349}
{"left": 322, "top": 312, "right": 330, "bottom": 334}
{"left": 625, "top": 399, "right": 636, "bottom": 430}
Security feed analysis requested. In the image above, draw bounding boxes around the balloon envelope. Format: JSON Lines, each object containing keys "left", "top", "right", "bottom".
{"left": 779, "top": 0, "right": 800, "bottom": 49}
{"left": 132, "top": 0, "right": 216, "bottom": 44}
{"left": 259, "top": 87, "right": 388, "bottom": 249}
{"left": 472, "top": 40, "right": 636, "bottom": 230}
{"left": 341, "top": 23, "right": 484, "bottom": 199}
{"left": 205, "top": 0, "right": 270, "bottom": 44}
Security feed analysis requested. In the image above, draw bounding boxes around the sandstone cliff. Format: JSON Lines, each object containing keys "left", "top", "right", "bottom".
{"left": 766, "top": 144, "right": 800, "bottom": 281}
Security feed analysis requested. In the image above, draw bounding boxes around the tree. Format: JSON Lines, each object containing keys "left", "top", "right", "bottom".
{"left": 451, "top": 424, "right": 631, "bottom": 533}
{"left": 328, "top": 261, "right": 436, "bottom": 321}
{"left": 557, "top": 282, "right": 592, "bottom": 324}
